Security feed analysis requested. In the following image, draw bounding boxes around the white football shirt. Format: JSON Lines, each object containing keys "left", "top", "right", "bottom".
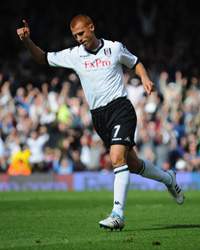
{"left": 47, "top": 39, "right": 138, "bottom": 109}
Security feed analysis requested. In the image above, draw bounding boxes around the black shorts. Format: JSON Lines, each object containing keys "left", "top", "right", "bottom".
{"left": 91, "top": 97, "right": 137, "bottom": 149}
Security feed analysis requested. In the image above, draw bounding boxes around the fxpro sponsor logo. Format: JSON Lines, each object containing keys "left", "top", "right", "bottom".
{"left": 84, "top": 58, "right": 111, "bottom": 69}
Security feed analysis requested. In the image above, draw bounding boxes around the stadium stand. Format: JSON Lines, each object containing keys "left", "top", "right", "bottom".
{"left": 0, "top": 0, "right": 200, "bottom": 174}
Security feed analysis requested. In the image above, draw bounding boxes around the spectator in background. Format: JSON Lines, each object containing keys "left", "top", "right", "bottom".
{"left": 80, "top": 131, "right": 93, "bottom": 169}
{"left": 71, "top": 149, "right": 86, "bottom": 172}
{"left": 5, "top": 128, "right": 21, "bottom": 157}
{"left": 7, "top": 144, "right": 31, "bottom": 176}
{"left": 26, "top": 126, "right": 49, "bottom": 172}
{"left": 125, "top": 77, "right": 145, "bottom": 107}
{"left": 0, "top": 131, "right": 7, "bottom": 172}
{"left": 100, "top": 152, "right": 112, "bottom": 172}
{"left": 53, "top": 155, "right": 74, "bottom": 175}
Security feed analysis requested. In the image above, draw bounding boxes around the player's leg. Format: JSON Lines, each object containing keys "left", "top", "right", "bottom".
{"left": 127, "top": 148, "right": 172, "bottom": 184}
{"left": 99, "top": 144, "right": 128, "bottom": 230}
{"left": 127, "top": 148, "right": 184, "bottom": 204}
{"left": 97, "top": 97, "right": 136, "bottom": 230}
{"left": 110, "top": 144, "right": 130, "bottom": 218}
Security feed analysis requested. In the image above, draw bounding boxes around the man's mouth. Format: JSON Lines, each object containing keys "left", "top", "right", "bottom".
{"left": 82, "top": 41, "right": 87, "bottom": 46}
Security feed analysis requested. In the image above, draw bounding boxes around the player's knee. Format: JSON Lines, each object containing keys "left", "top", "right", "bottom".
{"left": 128, "top": 159, "right": 144, "bottom": 174}
{"left": 110, "top": 153, "right": 126, "bottom": 167}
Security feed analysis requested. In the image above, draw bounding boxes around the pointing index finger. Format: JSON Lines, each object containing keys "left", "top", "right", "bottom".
{"left": 22, "top": 19, "right": 29, "bottom": 28}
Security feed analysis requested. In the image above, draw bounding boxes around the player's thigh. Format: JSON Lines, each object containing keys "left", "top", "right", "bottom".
{"left": 110, "top": 144, "right": 129, "bottom": 167}
{"left": 110, "top": 99, "right": 137, "bottom": 148}
{"left": 91, "top": 110, "right": 110, "bottom": 149}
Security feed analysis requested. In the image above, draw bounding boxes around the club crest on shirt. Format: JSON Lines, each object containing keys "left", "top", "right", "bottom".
{"left": 104, "top": 48, "right": 111, "bottom": 57}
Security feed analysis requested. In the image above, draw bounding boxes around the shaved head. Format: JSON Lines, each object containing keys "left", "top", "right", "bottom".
{"left": 70, "top": 14, "right": 99, "bottom": 50}
{"left": 70, "top": 14, "right": 94, "bottom": 29}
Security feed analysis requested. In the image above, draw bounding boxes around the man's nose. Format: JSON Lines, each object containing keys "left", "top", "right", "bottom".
{"left": 77, "top": 36, "right": 83, "bottom": 43}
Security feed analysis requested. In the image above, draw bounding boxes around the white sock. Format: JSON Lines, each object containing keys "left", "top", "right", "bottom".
{"left": 112, "top": 164, "right": 130, "bottom": 218}
{"left": 139, "top": 160, "right": 172, "bottom": 186}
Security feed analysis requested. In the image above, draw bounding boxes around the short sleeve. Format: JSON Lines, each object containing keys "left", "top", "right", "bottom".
{"left": 47, "top": 48, "right": 75, "bottom": 69}
{"left": 118, "top": 43, "right": 139, "bottom": 69}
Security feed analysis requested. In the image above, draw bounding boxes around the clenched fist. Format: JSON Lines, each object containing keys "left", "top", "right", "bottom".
{"left": 17, "top": 20, "right": 30, "bottom": 40}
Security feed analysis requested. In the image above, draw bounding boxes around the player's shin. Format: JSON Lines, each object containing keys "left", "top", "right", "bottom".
{"left": 112, "top": 164, "right": 130, "bottom": 218}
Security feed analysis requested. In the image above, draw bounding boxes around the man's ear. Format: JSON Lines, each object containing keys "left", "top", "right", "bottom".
{"left": 89, "top": 23, "right": 95, "bottom": 32}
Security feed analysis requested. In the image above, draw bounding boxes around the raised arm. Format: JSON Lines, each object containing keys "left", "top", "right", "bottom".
{"left": 135, "top": 62, "right": 154, "bottom": 95}
{"left": 16, "top": 20, "right": 46, "bottom": 65}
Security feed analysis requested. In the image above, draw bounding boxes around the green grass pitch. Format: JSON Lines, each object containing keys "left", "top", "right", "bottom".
{"left": 0, "top": 190, "right": 199, "bottom": 250}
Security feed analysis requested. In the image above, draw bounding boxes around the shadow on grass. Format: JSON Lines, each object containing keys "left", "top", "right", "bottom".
{"left": 107, "top": 224, "right": 200, "bottom": 233}
{"left": 140, "top": 224, "right": 200, "bottom": 231}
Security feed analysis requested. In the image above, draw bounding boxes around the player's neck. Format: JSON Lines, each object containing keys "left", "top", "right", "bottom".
{"left": 91, "top": 39, "right": 102, "bottom": 52}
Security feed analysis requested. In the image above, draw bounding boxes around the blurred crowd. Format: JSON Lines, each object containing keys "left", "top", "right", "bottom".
{"left": 0, "top": 0, "right": 200, "bottom": 175}
{"left": 126, "top": 70, "right": 200, "bottom": 172}
{"left": 0, "top": 72, "right": 111, "bottom": 175}
{"left": 0, "top": 69, "right": 199, "bottom": 175}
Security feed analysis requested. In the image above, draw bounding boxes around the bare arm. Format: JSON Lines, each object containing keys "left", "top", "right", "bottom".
{"left": 16, "top": 20, "right": 46, "bottom": 65}
{"left": 135, "top": 62, "right": 154, "bottom": 95}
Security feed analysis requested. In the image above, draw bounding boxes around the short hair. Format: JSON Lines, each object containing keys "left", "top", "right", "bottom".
{"left": 70, "top": 14, "right": 94, "bottom": 28}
